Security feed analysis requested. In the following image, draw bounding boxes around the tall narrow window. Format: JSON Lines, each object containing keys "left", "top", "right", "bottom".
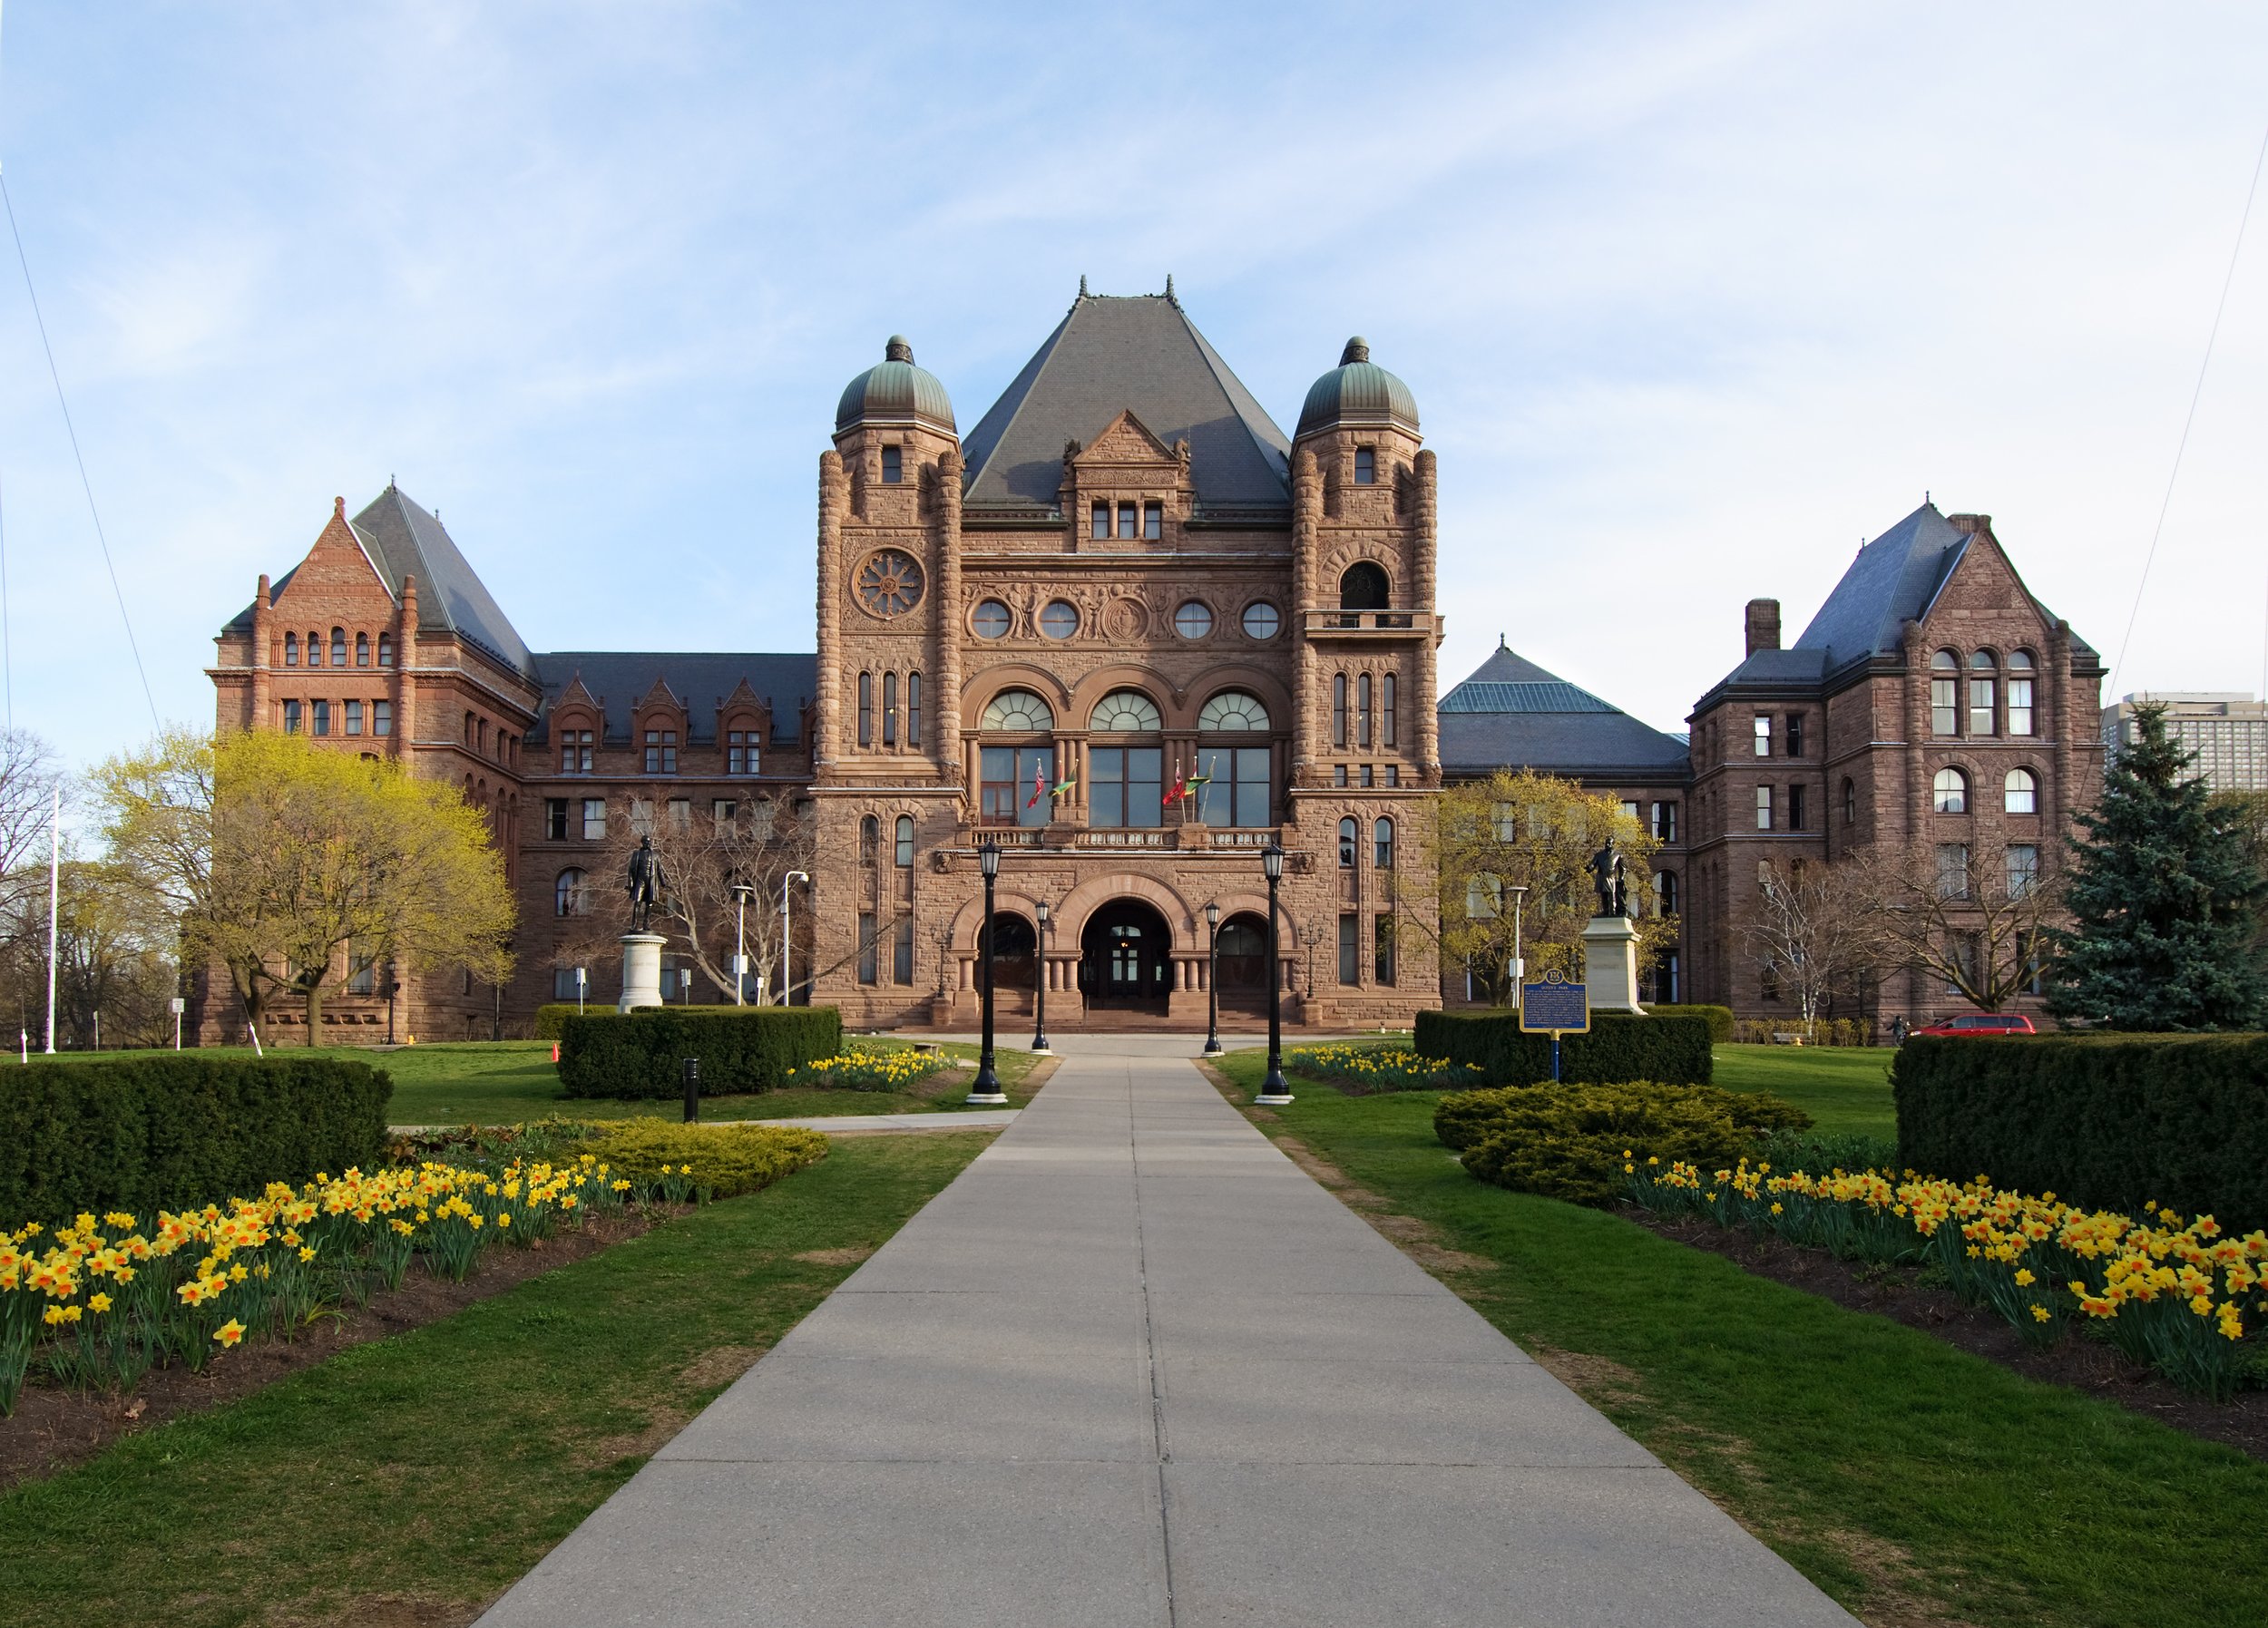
{"left": 1374, "top": 817, "right": 1394, "bottom": 871}
{"left": 284, "top": 632, "right": 299, "bottom": 667}
{"left": 284, "top": 699, "right": 303, "bottom": 733}
{"left": 1339, "top": 817, "right": 1358, "bottom": 868}
{"left": 377, "top": 632, "right": 393, "bottom": 668}
{"left": 1655, "top": 870, "right": 1678, "bottom": 913}
{"left": 1788, "top": 784, "right": 1806, "bottom": 830}
{"left": 1843, "top": 777, "right": 1856, "bottom": 825}
{"left": 1374, "top": 914, "right": 1395, "bottom": 984}
{"left": 880, "top": 444, "right": 903, "bottom": 484}
{"left": 1755, "top": 785, "right": 1773, "bottom": 830}
{"left": 555, "top": 869, "right": 586, "bottom": 917}
{"left": 546, "top": 800, "right": 569, "bottom": 841}
{"left": 1143, "top": 501, "right": 1161, "bottom": 540}
{"left": 907, "top": 671, "right": 922, "bottom": 747}
{"left": 307, "top": 630, "right": 323, "bottom": 668}
{"left": 1337, "top": 913, "right": 1359, "bottom": 984}
{"left": 345, "top": 700, "right": 364, "bottom": 736}
{"left": 883, "top": 671, "right": 899, "bottom": 746}
{"left": 857, "top": 914, "right": 878, "bottom": 984}
{"left": 1091, "top": 502, "right": 1110, "bottom": 540}
{"left": 895, "top": 814, "right": 914, "bottom": 867}
{"left": 582, "top": 798, "right": 607, "bottom": 840}
{"left": 374, "top": 700, "right": 392, "bottom": 737}
{"left": 312, "top": 699, "right": 331, "bottom": 736}
{"left": 1382, "top": 674, "right": 1396, "bottom": 748}
{"left": 1753, "top": 715, "right": 1772, "bottom": 756}
{"left": 356, "top": 632, "right": 371, "bottom": 668}
{"left": 1354, "top": 446, "right": 1376, "bottom": 484}
{"left": 1651, "top": 801, "right": 1677, "bottom": 842}
{"left": 1332, "top": 674, "right": 1347, "bottom": 748}
{"left": 2007, "top": 843, "right": 2040, "bottom": 898}
{"left": 2007, "top": 651, "right": 2036, "bottom": 736}
{"left": 331, "top": 628, "right": 347, "bottom": 668}
{"left": 1969, "top": 652, "right": 1998, "bottom": 736}
{"left": 1117, "top": 502, "right": 1136, "bottom": 539}
{"left": 857, "top": 672, "right": 873, "bottom": 747}
{"left": 2004, "top": 767, "right": 2038, "bottom": 814}
{"left": 1785, "top": 714, "right": 1804, "bottom": 756}
{"left": 893, "top": 917, "right": 914, "bottom": 985}
{"left": 1357, "top": 674, "right": 1374, "bottom": 748}
{"left": 860, "top": 815, "right": 878, "bottom": 867}
{"left": 1931, "top": 650, "right": 1960, "bottom": 735}
{"left": 1936, "top": 843, "right": 1971, "bottom": 900}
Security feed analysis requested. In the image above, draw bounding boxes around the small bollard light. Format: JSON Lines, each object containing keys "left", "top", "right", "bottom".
{"left": 682, "top": 1056, "right": 700, "bottom": 1123}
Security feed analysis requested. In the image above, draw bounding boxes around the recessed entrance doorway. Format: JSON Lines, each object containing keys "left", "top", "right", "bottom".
{"left": 1213, "top": 911, "right": 1271, "bottom": 1009}
{"left": 1079, "top": 899, "right": 1174, "bottom": 1012}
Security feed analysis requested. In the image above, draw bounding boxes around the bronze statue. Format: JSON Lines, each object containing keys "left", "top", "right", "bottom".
{"left": 1588, "top": 838, "right": 1628, "bottom": 919}
{"left": 627, "top": 835, "right": 665, "bottom": 932}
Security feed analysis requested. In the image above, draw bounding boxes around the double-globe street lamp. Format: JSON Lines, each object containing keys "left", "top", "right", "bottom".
{"left": 1202, "top": 900, "right": 1223, "bottom": 1055}
{"left": 966, "top": 840, "right": 1007, "bottom": 1105}
{"left": 1255, "top": 843, "right": 1293, "bottom": 1105}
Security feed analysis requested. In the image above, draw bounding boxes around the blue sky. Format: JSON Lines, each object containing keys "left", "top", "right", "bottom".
{"left": 1, "top": 1, "right": 2264, "bottom": 771}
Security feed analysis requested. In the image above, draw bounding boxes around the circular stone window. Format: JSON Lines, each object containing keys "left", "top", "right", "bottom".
{"left": 1174, "top": 600, "right": 1214, "bottom": 639}
{"left": 855, "top": 549, "right": 925, "bottom": 619}
{"left": 1040, "top": 600, "right": 1080, "bottom": 640}
{"left": 1241, "top": 601, "right": 1281, "bottom": 639}
{"left": 973, "top": 599, "right": 1012, "bottom": 639}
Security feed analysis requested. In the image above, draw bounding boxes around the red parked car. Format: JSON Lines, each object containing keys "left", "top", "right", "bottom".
{"left": 1911, "top": 1012, "right": 2037, "bottom": 1038}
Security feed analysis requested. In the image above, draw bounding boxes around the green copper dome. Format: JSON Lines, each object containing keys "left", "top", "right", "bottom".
{"left": 835, "top": 336, "right": 956, "bottom": 434}
{"left": 1295, "top": 336, "right": 1418, "bottom": 439}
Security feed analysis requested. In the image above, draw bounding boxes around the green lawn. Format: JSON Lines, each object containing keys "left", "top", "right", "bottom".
{"left": 0, "top": 1129, "right": 995, "bottom": 1628}
{"left": 1711, "top": 1041, "right": 1893, "bottom": 1135}
{"left": 1216, "top": 1050, "right": 2267, "bottom": 1628}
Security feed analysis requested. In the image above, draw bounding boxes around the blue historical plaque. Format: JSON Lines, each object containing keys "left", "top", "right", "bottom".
{"left": 1519, "top": 979, "right": 1589, "bottom": 1034}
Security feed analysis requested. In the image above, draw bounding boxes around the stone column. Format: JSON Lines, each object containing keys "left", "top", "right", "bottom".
{"left": 1413, "top": 450, "right": 1441, "bottom": 781}
{"left": 617, "top": 933, "right": 667, "bottom": 1011}
{"left": 1581, "top": 915, "right": 1642, "bottom": 1012}
{"left": 934, "top": 448, "right": 963, "bottom": 785}
{"left": 815, "top": 451, "right": 848, "bottom": 773}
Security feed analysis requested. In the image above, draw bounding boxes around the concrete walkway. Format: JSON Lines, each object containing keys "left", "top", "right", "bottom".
{"left": 474, "top": 1037, "right": 1855, "bottom": 1628}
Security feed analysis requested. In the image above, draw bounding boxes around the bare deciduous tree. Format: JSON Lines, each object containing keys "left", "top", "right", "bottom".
{"left": 1851, "top": 835, "right": 2066, "bottom": 1012}
{"left": 1741, "top": 859, "right": 1882, "bottom": 1031}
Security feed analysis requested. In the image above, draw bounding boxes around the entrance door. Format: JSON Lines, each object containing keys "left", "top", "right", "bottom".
{"left": 1080, "top": 899, "right": 1174, "bottom": 1010}
{"left": 1214, "top": 913, "right": 1271, "bottom": 1005}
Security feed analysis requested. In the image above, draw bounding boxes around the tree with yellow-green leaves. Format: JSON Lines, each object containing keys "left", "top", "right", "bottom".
{"left": 90, "top": 728, "right": 515, "bottom": 1043}
{"left": 1418, "top": 769, "right": 1670, "bottom": 1004}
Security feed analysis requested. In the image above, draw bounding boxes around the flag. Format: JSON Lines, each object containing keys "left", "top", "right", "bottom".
{"left": 1049, "top": 775, "right": 1078, "bottom": 798}
{"left": 1026, "top": 758, "right": 1047, "bottom": 809}
{"left": 1166, "top": 772, "right": 1186, "bottom": 804}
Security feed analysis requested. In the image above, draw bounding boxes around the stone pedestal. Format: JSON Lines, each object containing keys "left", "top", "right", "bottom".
{"left": 1580, "top": 915, "right": 1642, "bottom": 1013}
{"left": 618, "top": 932, "right": 667, "bottom": 1011}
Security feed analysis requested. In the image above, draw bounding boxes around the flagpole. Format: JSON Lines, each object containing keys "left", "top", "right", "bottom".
{"left": 44, "top": 781, "right": 58, "bottom": 1053}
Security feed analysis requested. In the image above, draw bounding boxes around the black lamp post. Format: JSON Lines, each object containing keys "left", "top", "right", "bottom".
{"left": 967, "top": 840, "right": 1006, "bottom": 1103}
{"left": 1031, "top": 898, "right": 1052, "bottom": 1055}
{"left": 1256, "top": 843, "right": 1293, "bottom": 1103}
{"left": 1202, "top": 900, "right": 1223, "bottom": 1055}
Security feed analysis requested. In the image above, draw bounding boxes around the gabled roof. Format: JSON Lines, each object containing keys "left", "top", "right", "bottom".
{"left": 353, "top": 485, "right": 536, "bottom": 677}
{"left": 959, "top": 290, "right": 1291, "bottom": 516}
{"left": 1437, "top": 644, "right": 1692, "bottom": 778}
{"left": 528, "top": 652, "right": 816, "bottom": 746}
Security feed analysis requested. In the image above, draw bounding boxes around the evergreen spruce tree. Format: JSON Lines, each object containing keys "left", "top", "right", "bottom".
{"left": 2047, "top": 703, "right": 2268, "bottom": 1028}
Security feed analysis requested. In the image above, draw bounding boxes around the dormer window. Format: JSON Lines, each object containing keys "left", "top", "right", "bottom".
{"left": 644, "top": 729, "right": 679, "bottom": 774}
{"left": 1143, "top": 501, "right": 1162, "bottom": 540}
{"left": 1354, "top": 446, "right": 1376, "bottom": 484}
{"left": 728, "top": 729, "right": 760, "bottom": 775}
{"left": 881, "top": 445, "right": 903, "bottom": 484}
{"left": 560, "top": 728, "right": 593, "bottom": 775}
{"left": 1091, "top": 502, "right": 1109, "bottom": 540}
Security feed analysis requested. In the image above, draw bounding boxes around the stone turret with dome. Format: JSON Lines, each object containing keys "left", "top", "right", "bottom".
{"left": 1295, "top": 336, "right": 1420, "bottom": 441}
{"left": 835, "top": 336, "right": 956, "bottom": 437}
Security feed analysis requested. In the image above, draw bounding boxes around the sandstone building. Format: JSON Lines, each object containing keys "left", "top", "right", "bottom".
{"left": 206, "top": 288, "right": 2099, "bottom": 1041}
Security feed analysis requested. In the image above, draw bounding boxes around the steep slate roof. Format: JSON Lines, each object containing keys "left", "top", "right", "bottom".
{"left": 348, "top": 486, "right": 537, "bottom": 676}
{"left": 959, "top": 291, "right": 1292, "bottom": 515}
{"left": 528, "top": 652, "right": 816, "bottom": 746}
{"left": 1437, "top": 644, "right": 1692, "bottom": 777}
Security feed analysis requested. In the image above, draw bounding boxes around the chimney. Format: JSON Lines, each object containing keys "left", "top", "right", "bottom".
{"left": 1948, "top": 512, "right": 1991, "bottom": 536}
{"left": 1745, "top": 598, "right": 1781, "bottom": 658}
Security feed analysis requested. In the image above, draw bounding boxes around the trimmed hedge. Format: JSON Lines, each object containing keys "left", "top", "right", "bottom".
{"left": 533, "top": 1003, "right": 588, "bottom": 1041}
{"left": 0, "top": 1055, "right": 392, "bottom": 1225}
{"left": 1641, "top": 1003, "right": 1735, "bottom": 1043}
{"left": 556, "top": 1007, "right": 844, "bottom": 1099}
{"left": 1893, "top": 1032, "right": 2268, "bottom": 1233}
{"left": 1440, "top": 1080, "right": 1812, "bottom": 1206}
{"left": 1414, "top": 1009, "right": 1713, "bottom": 1087}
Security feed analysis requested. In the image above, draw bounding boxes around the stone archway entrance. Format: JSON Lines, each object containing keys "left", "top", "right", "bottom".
{"left": 1214, "top": 911, "right": 1271, "bottom": 1009}
{"left": 980, "top": 912, "right": 1037, "bottom": 989}
{"left": 1080, "top": 898, "right": 1174, "bottom": 1012}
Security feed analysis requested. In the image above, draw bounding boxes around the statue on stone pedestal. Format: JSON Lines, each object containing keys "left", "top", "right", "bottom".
{"left": 1588, "top": 837, "right": 1628, "bottom": 919}
{"left": 626, "top": 836, "right": 666, "bottom": 932}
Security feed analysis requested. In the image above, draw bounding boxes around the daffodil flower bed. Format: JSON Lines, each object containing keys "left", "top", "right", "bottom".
{"left": 0, "top": 1155, "right": 635, "bottom": 1417}
{"left": 780, "top": 1047, "right": 950, "bottom": 1092}
{"left": 1627, "top": 1155, "right": 2268, "bottom": 1400}
{"left": 1285, "top": 1045, "right": 1487, "bottom": 1094}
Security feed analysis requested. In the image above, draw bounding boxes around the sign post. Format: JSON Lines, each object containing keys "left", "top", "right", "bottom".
{"left": 1517, "top": 971, "right": 1589, "bottom": 1082}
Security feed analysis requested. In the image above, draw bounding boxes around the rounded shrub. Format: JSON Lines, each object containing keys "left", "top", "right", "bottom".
{"left": 567, "top": 1120, "right": 828, "bottom": 1198}
{"left": 1441, "top": 1081, "right": 1810, "bottom": 1207}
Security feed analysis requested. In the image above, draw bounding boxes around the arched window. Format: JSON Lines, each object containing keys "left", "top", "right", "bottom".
{"left": 883, "top": 671, "right": 898, "bottom": 746}
{"left": 355, "top": 631, "right": 370, "bottom": 668}
{"left": 2004, "top": 767, "right": 2038, "bottom": 814}
{"left": 1338, "top": 816, "right": 1358, "bottom": 868}
{"left": 554, "top": 869, "right": 585, "bottom": 917}
{"left": 1931, "top": 649, "right": 1960, "bottom": 735}
{"left": 1198, "top": 691, "right": 1269, "bottom": 731}
{"left": 377, "top": 632, "right": 394, "bottom": 668}
{"left": 1090, "top": 690, "right": 1162, "bottom": 732}
{"left": 1655, "top": 870, "right": 1678, "bottom": 915}
{"left": 331, "top": 628, "right": 347, "bottom": 668}
{"left": 894, "top": 814, "right": 914, "bottom": 867}
{"left": 1356, "top": 674, "right": 1374, "bottom": 748}
{"left": 283, "top": 632, "right": 299, "bottom": 667}
{"left": 1383, "top": 673, "right": 1397, "bottom": 749}
{"left": 1339, "top": 561, "right": 1389, "bottom": 610}
{"left": 307, "top": 629, "right": 324, "bottom": 668}
{"left": 1843, "top": 776, "right": 1856, "bottom": 825}
{"left": 1374, "top": 817, "right": 1394, "bottom": 871}
{"left": 859, "top": 815, "right": 879, "bottom": 867}
{"left": 1332, "top": 673, "right": 1347, "bottom": 748}
{"left": 982, "top": 688, "right": 1054, "bottom": 731}
{"left": 1969, "top": 650, "right": 1998, "bottom": 736}
{"left": 907, "top": 671, "right": 922, "bottom": 747}
{"left": 2007, "top": 650, "right": 2035, "bottom": 736}
{"left": 1933, "top": 767, "right": 1969, "bottom": 814}
{"left": 857, "top": 672, "right": 873, "bottom": 746}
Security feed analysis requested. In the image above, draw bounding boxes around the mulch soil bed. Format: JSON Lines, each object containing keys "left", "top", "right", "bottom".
{"left": 1623, "top": 1206, "right": 2268, "bottom": 1463}
{"left": 0, "top": 1206, "right": 681, "bottom": 1490}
